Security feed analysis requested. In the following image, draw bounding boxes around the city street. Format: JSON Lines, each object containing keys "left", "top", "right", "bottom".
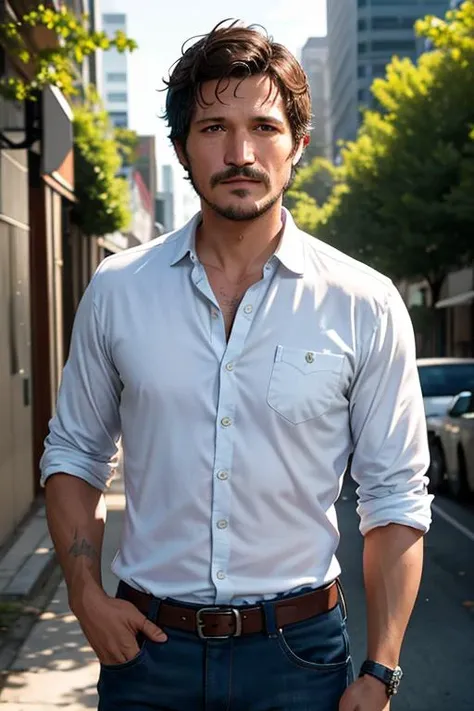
{"left": 338, "top": 482, "right": 474, "bottom": 711}
{"left": 1, "top": 476, "right": 473, "bottom": 710}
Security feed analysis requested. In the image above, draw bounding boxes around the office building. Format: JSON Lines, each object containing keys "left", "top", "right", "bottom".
{"left": 356, "top": 1, "right": 449, "bottom": 107}
{"left": 326, "top": 0, "right": 358, "bottom": 159}
{"left": 101, "top": 12, "right": 128, "bottom": 127}
{"left": 156, "top": 165, "right": 175, "bottom": 232}
{"left": 301, "top": 37, "right": 332, "bottom": 159}
{"left": 327, "top": 1, "right": 450, "bottom": 159}
{"left": 136, "top": 136, "right": 157, "bottom": 224}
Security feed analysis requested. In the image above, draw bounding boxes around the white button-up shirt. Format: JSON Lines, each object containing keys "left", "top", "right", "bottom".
{"left": 40, "top": 209, "right": 432, "bottom": 605}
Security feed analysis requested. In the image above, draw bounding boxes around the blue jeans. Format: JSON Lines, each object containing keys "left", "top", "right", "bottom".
{"left": 97, "top": 587, "right": 354, "bottom": 711}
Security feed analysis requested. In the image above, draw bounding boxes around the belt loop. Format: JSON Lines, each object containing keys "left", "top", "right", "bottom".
{"left": 147, "top": 596, "right": 162, "bottom": 624}
{"left": 261, "top": 599, "right": 278, "bottom": 638}
{"left": 336, "top": 579, "right": 348, "bottom": 622}
{"left": 116, "top": 580, "right": 128, "bottom": 600}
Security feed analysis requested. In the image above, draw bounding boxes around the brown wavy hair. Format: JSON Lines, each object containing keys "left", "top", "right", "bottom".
{"left": 164, "top": 20, "right": 312, "bottom": 149}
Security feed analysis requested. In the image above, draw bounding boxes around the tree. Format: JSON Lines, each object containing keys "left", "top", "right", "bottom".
{"left": 114, "top": 126, "right": 139, "bottom": 167}
{"left": 285, "top": 157, "right": 342, "bottom": 234}
{"left": 73, "top": 96, "right": 133, "bottom": 237}
{"left": 301, "top": 1, "right": 474, "bottom": 309}
{"left": 0, "top": 4, "right": 138, "bottom": 237}
{"left": 0, "top": 3, "right": 137, "bottom": 101}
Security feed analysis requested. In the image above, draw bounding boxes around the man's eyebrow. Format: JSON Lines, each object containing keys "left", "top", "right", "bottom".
{"left": 194, "top": 115, "right": 285, "bottom": 126}
{"left": 194, "top": 116, "right": 227, "bottom": 125}
{"left": 253, "top": 116, "right": 285, "bottom": 127}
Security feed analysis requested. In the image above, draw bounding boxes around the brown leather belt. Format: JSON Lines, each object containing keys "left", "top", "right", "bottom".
{"left": 120, "top": 580, "right": 339, "bottom": 639}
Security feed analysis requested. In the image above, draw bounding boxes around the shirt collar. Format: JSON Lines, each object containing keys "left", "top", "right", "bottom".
{"left": 273, "top": 208, "right": 305, "bottom": 276}
{"left": 169, "top": 213, "right": 201, "bottom": 267}
{"left": 169, "top": 207, "right": 305, "bottom": 277}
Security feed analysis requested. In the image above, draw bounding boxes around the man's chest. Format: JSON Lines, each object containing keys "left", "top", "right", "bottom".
{"left": 107, "top": 277, "right": 354, "bottom": 426}
{"left": 205, "top": 269, "right": 262, "bottom": 340}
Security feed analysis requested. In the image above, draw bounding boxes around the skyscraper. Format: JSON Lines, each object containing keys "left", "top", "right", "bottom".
{"left": 301, "top": 37, "right": 332, "bottom": 158}
{"left": 326, "top": 0, "right": 358, "bottom": 160}
{"left": 357, "top": 0, "right": 449, "bottom": 108}
{"left": 102, "top": 12, "right": 129, "bottom": 128}
{"left": 327, "top": 1, "right": 450, "bottom": 159}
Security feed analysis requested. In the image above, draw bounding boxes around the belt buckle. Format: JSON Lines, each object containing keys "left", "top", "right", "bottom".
{"left": 196, "top": 606, "right": 242, "bottom": 639}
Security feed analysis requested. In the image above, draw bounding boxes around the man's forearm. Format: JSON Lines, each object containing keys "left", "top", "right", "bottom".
{"left": 45, "top": 474, "right": 107, "bottom": 607}
{"left": 363, "top": 522, "right": 424, "bottom": 668}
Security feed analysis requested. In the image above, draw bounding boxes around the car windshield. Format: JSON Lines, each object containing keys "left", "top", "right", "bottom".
{"left": 418, "top": 363, "right": 474, "bottom": 398}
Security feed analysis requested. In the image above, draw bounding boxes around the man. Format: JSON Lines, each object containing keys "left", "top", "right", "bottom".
{"left": 41, "top": 20, "right": 432, "bottom": 711}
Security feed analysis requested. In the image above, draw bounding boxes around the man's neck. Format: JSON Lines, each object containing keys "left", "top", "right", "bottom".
{"left": 196, "top": 203, "right": 284, "bottom": 280}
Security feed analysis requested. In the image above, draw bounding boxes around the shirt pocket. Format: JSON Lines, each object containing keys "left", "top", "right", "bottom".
{"left": 267, "top": 346, "right": 345, "bottom": 425}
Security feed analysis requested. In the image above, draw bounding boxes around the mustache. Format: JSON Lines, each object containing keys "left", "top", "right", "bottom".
{"left": 211, "top": 166, "right": 270, "bottom": 189}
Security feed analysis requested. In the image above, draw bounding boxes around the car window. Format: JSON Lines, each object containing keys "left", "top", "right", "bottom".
{"left": 417, "top": 364, "right": 474, "bottom": 398}
{"left": 467, "top": 395, "right": 474, "bottom": 415}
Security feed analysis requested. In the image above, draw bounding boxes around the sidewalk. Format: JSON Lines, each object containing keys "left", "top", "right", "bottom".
{"left": 0, "top": 474, "right": 125, "bottom": 710}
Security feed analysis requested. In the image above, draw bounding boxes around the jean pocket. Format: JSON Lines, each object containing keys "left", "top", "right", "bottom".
{"left": 267, "top": 346, "right": 345, "bottom": 425}
{"left": 275, "top": 605, "right": 351, "bottom": 672}
{"left": 100, "top": 633, "right": 148, "bottom": 672}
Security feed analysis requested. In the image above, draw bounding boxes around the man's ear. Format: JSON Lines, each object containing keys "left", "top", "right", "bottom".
{"left": 173, "top": 140, "right": 188, "bottom": 170}
{"left": 292, "top": 136, "right": 308, "bottom": 166}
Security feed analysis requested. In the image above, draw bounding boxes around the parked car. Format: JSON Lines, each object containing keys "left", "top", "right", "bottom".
{"left": 429, "top": 391, "right": 474, "bottom": 499}
{"left": 416, "top": 358, "right": 474, "bottom": 491}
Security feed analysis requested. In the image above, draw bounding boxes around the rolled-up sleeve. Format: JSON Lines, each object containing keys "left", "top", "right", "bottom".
{"left": 350, "top": 285, "right": 433, "bottom": 536}
{"left": 40, "top": 272, "right": 121, "bottom": 491}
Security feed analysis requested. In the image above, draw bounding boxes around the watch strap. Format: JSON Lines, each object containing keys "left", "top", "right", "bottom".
{"left": 359, "top": 660, "right": 403, "bottom": 697}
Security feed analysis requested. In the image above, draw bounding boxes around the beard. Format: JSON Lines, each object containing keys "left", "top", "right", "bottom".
{"left": 185, "top": 164, "right": 297, "bottom": 222}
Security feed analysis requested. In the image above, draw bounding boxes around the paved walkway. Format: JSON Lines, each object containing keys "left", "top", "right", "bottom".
{"left": 0, "top": 476, "right": 125, "bottom": 710}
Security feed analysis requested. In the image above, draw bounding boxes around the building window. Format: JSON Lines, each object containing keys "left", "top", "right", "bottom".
{"left": 371, "top": 0, "right": 416, "bottom": 5}
{"left": 358, "top": 19, "right": 367, "bottom": 31}
{"left": 357, "top": 65, "right": 366, "bottom": 78}
{"left": 358, "top": 89, "right": 366, "bottom": 103}
{"left": 371, "top": 40, "right": 416, "bottom": 53}
{"left": 358, "top": 0, "right": 367, "bottom": 6}
{"left": 371, "top": 17, "right": 416, "bottom": 31}
{"left": 358, "top": 42, "right": 368, "bottom": 54}
{"left": 103, "top": 13, "right": 126, "bottom": 24}
{"left": 372, "top": 0, "right": 416, "bottom": 4}
{"left": 109, "top": 112, "right": 128, "bottom": 127}
{"left": 107, "top": 72, "right": 127, "bottom": 83}
{"left": 107, "top": 92, "right": 128, "bottom": 103}
{"left": 372, "top": 63, "right": 387, "bottom": 77}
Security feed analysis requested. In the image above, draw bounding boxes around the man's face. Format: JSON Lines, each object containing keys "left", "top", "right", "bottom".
{"left": 176, "top": 74, "right": 304, "bottom": 221}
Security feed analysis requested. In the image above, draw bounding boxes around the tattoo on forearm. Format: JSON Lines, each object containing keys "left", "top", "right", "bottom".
{"left": 68, "top": 529, "right": 99, "bottom": 561}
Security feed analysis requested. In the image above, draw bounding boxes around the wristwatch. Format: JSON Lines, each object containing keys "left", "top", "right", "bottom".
{"left": 359, "top": 660, "right": 403, "bottom": 697}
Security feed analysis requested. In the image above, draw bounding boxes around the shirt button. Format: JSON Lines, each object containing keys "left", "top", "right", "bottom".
{"left": 211, "top": 310, "right": 218, "bottom": 319}
{"left": 221, "top": 416, "right": 232, "bottom": 427}
{"left": 305, "top": 351, "right": 315, "bottom": 363}
{"left": 216, "top": 571, "right": 226, "bottom": 580}
{"left": 217, "top": 470, "right": 229, "bottom": 481}
{"left": 217, "top": 519, "right": 228, "bottom": 529}
{"left": 244, "top": 304, "right": 253, "bottom": 314}
{"left": 225, "top": 362, "right": 234, "bottom": 372}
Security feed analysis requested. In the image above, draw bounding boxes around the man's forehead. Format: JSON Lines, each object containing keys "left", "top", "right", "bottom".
{"left": 195, "top": 75, "right": 285, "bottom": 116}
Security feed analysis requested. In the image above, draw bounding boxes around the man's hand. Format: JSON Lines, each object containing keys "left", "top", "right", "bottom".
{"left": 339, "top": 674, "right": 390, "bottom": 711}
{"left": 71, "top": 586, "right": 167, "bottom": 665}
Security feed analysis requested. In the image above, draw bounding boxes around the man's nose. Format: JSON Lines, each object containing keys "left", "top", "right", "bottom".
{"left": 224, "top": 132, "right": 255, "bottom": 166}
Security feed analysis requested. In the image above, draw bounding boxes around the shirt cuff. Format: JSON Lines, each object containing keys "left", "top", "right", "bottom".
{"left": 357, "top": 486, "right": 434, "bottom": 536}
{"left": 40, "top": 459, "right": 112, "bottom": 492}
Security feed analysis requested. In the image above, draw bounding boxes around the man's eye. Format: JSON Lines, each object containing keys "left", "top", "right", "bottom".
{"left": 202, "top": 125, "right": 224, "bottom": 133}
{"left": 256, "top": 125, "right": 277, "bottom": 132}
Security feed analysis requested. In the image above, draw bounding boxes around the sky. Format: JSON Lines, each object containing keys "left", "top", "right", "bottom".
{"left": 100, "top": 0, "right": 327, "bottom": 218}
